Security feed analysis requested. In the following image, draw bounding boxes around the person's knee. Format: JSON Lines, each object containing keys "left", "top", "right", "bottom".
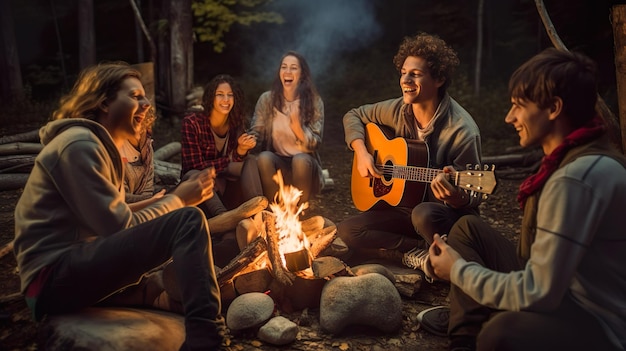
{"left": 256, "top": 152, "right": 277, "bottom": 176}
{"left": 411, "top": 203, "right": 436, "bottom": 241}
{"left": 292, "top": 153, "right": 314, "bottom": 168}
{"left": 176, "top": 207, "right": 209, "bottom": 243}
{"left": 448, "top": 215, "right": 481, "bottom": 242}
{"left": 242, "top": 154, "right": 258, "bottom": 169}
{"left": 257, "top": 151, "right": 273, "bottom": 166}
{"left": 477, "top": 312, "right": 520, "bottom": 350}
{"left": 336, "top": 218, "right": 361, "bottom": 248}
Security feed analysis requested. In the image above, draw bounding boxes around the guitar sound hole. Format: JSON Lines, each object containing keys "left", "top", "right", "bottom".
{"left": 383, "top": 160, "right": 393, "bottom": 182}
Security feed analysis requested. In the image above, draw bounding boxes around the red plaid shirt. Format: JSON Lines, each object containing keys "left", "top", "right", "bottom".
{"left": 180, "top": 112, "right": 245, "bottom": 177}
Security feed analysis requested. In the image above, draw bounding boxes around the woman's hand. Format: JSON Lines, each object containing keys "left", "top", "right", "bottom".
{"left": 237, "top": 133, "right": 256, "bottom": 155}
{"left": 287, "top": 103, "right": 307, "bottom": 143}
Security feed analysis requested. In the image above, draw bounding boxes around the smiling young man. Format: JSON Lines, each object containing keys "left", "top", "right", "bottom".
{"left": 337, "top": 32, "right": 481, "bottom": 282}
{"left": 13, "top": 62, "right": 226, "bottom": 350}
{"left": 428, "top": 48, "right": 626, "bottom": 351}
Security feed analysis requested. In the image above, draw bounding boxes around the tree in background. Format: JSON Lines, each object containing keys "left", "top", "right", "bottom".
{"left": 192, "top": 0, "right": 283, "bottom": 53}
{"left": 156, "top": 0, "right": 283, "bottom": 114}
{"left": 0, "top": 0, "right": 23, "bottom": 102}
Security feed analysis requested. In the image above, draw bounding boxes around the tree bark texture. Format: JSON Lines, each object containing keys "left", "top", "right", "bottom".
{"left": 0, "top": 0, "right": 24, "bottom": 101}
{"left": 78, "top": 0, "right": 96, "bottom": 70}
{"left": 169, "top": 0, "right": 193, "bottom": 114}
{"left": 535, "top": 0, "right": 623, "bottom": 152}
{"left": 612, "top": 5, "right": 626, "bottom": 153}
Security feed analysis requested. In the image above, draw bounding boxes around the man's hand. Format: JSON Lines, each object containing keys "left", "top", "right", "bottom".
{"left": 429, "top": 234, "right": 462, "bottom": 281}
{"left": 171, "top": 167, "right": 216, "bottom": 206}
{"left": 352, "top": 139, "right": 381, "bottom": 178}
{"left": 431, "top": 166, "right": 469, "bottom": 207}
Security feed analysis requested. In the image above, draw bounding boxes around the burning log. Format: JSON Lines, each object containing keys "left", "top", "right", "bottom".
{"left": 217, "top": 235, "right": 269, "bottom": 284}
{"left": 307, "top": 224, "right": 337, "bottom": 259}
{"left": 263, "top": 211, "right": 296, "bottom": 286}
{"left": 216, "top": 210, "right": 339, "bottom": 310}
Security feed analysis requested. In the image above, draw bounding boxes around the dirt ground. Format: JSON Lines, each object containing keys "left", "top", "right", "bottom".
{"left": 0, "top": 117, "right": 524, "bottom": 351}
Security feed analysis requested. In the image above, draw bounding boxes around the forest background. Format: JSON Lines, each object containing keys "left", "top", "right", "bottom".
{"left": 0, "top": 1, "right": 625, "bottom": 349}
{"left": 1, "top": 0, "right": 624, "bottom": 153}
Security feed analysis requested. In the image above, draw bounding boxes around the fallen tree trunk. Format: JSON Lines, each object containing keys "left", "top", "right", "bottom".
{"left": 0, "top": 129, "right": 39, "bottom": 144}
{"left": 0, "top": 173, "right": 29, "bottom": 190}
{"left": 153, "top": 142, "right": 181, "bottom": 161}
{"left": 0, "top": 142, "right": 43, "bottom": 156}
{"left": 0, "top": 155, "right": 35, "bottom": 173}
{"left": 482, "top": 149, "right": 543, "bottom": 168}
{"left": 154, "top": 159, "right": 181, "bottom": 185}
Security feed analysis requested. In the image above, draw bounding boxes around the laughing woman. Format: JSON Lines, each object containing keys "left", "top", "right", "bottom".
{"left": 247, "top": 51, "right": 324, "bottom": 206}
{"left": 180, "top": 74, "right": 266, "bottom": 266}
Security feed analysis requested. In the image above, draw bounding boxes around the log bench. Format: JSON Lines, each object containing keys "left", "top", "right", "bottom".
{"left": 38, "top": 307, "right": 185, "bottom": 351}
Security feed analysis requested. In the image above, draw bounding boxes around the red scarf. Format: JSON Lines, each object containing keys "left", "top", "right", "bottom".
{"left": 517, "top": 116, "right": 606, "bottom": 208}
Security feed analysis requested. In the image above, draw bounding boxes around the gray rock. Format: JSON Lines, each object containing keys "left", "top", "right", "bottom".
{"left": 351, "top": 263, "right": 396, "bottom": 283}
{"left": 257, "top": 316, "right": 299, "bottom": 345}
{"left": 226, "top": 292, "right": 275, "bottom": 331}
{"left": 319, "top": 273, "right": 402, "bottom": 334}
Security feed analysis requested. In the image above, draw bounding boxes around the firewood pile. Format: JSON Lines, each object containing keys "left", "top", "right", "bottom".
{"left": 0, "top": 129, "right": 184, "bottom": 191}
{"left": 482, "top": 146, "right": 544, "bottom": 180}
{"left": 218, "top": 211, "right": 340, "bottom": 312}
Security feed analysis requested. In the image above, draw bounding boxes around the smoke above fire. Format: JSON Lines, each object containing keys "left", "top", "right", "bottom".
{"left": 243, "top": 0, "right": 381, "bottom": 83}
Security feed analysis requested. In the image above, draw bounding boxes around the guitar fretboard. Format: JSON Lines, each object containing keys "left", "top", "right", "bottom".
{"left": 380, "top": 165, "right": 444, "bottom": 183}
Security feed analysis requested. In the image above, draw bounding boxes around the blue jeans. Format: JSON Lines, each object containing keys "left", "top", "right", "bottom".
{"left": 35, "top": 207, "right": 224, "bottom": 351}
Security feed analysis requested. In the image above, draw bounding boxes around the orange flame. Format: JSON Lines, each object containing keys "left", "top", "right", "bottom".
{"left": 269, "top": 170, "right": 311, "bottom": 267}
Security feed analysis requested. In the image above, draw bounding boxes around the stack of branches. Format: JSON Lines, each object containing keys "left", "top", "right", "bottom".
{"left": 0, "top": 129, "right": 183, "bottom": 191}
{"left": 0, "top": 130, "right": 41, "bottom": 191}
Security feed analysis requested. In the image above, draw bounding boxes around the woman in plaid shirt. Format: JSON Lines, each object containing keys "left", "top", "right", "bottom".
{"left": 180, "top": 74, "right": 260, "bottom": 265}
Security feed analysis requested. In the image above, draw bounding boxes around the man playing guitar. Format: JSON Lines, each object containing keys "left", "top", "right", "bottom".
{"left": 337, "top": 32, "right": 483, "bottom": 296}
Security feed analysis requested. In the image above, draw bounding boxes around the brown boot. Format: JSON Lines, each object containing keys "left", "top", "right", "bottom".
{"left": 208, "top": 196, "right": 268, "bottom": 234}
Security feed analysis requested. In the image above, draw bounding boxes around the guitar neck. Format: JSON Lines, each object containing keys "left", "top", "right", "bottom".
{"left": 380, "top": 164, "right": 447, "bottom": 184}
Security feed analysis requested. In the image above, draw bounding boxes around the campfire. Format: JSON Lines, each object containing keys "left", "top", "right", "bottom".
{"left": 216, "top": 171, "right": 339, "bottom": 311}
{"left": 269, "top": 170, "right": 313, "bottom": 273}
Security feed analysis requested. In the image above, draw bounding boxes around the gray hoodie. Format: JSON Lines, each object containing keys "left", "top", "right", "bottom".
{"left": 14, "top": 118, "right": 184, "bottom": 293}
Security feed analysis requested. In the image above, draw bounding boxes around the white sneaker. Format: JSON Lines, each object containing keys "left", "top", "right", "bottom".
{"left": 402, "top": 248, "right": 436, "bottom": 283}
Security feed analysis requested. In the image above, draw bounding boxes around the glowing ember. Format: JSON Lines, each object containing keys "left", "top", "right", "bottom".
{"left": 269, "top": 170, "right": 312, "bottom": 270}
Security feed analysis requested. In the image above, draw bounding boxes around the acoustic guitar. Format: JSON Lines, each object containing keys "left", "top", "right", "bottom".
{"left": 351, "top": 123, "right": 497, "bottom": 211}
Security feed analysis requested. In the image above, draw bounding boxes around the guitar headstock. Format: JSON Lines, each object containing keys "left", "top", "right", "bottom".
{"left": 456, "top": 164, "right": 497, "bottom": 196}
